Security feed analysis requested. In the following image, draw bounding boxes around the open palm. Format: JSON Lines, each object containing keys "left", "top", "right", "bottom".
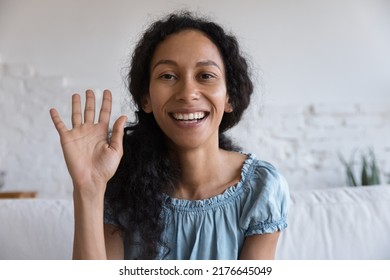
{"left": 50, "top": 90, "right": 127, "bottom": 191}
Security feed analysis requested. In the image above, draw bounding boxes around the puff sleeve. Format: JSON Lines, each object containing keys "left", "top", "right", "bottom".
{"left": 239, "top": 160, "right": 289, "bottom": 237}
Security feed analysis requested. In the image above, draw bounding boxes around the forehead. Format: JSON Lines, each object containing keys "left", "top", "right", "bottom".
{"left": 151, "top": 29, "right": 224, "bottom": 68}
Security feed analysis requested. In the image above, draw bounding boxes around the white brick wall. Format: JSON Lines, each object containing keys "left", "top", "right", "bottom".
{"left": 0, "top": 62, "right": 74, "bottom": 197}
{"left": 231, "top": 100, "right": 390, "bottom": 190}
{"left": 1, "top": 62, "right": 389, "bottom": 197}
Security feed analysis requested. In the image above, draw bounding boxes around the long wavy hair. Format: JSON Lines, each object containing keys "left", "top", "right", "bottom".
{"left": 105, "top": 11, "right": 253, "bottom": 259}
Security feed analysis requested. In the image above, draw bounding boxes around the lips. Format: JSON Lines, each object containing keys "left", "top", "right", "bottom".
{"left": 171, "top": 112, "right": 207, "bottom": 121}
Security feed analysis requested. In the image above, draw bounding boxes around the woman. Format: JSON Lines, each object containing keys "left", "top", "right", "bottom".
{"left": 49, "top": 11, "right": 289, "bottom": 260}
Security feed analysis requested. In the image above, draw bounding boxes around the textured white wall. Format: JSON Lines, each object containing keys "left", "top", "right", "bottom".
{"left": 0, "top": 63, "right": 73, "bottom": 197}
{"left": 229, "top": 101, "right": 390, "bottom": 189}
{"left": 1, "top": 61, "right": 389, "bottom": 196}
{"left": 0, "top": 0, "right": 389, "bottom": 197}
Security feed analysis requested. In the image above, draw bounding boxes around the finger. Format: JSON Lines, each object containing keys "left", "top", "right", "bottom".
{"left": 49, "top": 108, "right": 68, "bottom": 136}
{"left": 84, "top": 89, "right": 96, "bottom": 124}
{"left": 71, "top": 94, "right": 82, "bottom": 128}
{"left": 98, "top": 89, "right": 112, "bottom": 125}
{"left": 109, "top": 115, "right": 128, "bottom": 152}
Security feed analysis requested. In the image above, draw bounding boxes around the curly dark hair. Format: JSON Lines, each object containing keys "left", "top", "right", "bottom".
{"left": 105, "top": 11, "right": 253, "bottom": 259}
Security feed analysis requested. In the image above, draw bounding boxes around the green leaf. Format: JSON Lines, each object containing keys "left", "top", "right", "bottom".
{"left": 338, "top": 151, "right": 357, "bottom": 186}
{"left": 361, "top": 155, "right": 369, "bottom": 186}
{"left": 370, "top": 149, "right": 381, "bottom": 185}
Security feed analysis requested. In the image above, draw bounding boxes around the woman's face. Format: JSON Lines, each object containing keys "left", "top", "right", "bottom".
{"left": 145, "top": 29, "right": 231, "bottom": 150}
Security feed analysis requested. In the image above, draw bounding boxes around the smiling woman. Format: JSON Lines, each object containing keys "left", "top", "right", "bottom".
{"left": 145, "top": 30, "right": 230, "bottom": 150}
{"left": 49, "top": 11, "right": 289, "bottom": 260}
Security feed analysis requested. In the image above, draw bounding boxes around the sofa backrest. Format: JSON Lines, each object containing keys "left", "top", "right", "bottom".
{"left": 0, "top": 198, "right": 73, "bottom": 260}
{"left": 1, "top": 185, "right": 390, "bottom": 259}
{"left": 276, "top": 185, "right": 390, "bottom": 259}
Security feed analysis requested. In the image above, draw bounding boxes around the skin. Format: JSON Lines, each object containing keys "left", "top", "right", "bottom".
{"left": 50, "top": 89, "right": 127, "bottom": 259}
{"left": 50, "top": 29, "right": 279, "bottom": 260}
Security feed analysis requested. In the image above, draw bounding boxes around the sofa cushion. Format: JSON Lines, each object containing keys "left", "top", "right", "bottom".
{"left": 0, "top": 198, "right": 73, "bottom": 260}
{"left": 1, "top": 185, "right": 390, "bottom": 259}
{"left": 276, "top": 185, "right": 390, "bottom": 259}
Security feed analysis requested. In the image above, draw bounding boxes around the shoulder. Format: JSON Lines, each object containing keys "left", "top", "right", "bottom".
{"left": 242, "top": 153, "right": 288, "bottom": 196}
{"left": 239, "top": 153, "right": 289, "bottom": 236}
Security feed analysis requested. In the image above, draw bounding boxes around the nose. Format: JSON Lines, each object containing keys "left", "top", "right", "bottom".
{"left": 175, "top": 77, "right": 200, "bottom": 102}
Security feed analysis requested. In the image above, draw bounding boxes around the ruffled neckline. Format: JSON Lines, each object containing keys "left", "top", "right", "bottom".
{"left": 162, "top": 153, "right": 255, "bottom": 210}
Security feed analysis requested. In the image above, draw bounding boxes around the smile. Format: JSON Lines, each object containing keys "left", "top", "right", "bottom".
{"left": 170, "top": 112, "right": 208, "bottom": 121}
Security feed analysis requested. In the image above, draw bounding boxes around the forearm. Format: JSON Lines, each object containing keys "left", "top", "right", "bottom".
{"left": 72, "top": 186, "right": 107, "bottom": 260}
{"left": 50, "top": 90, "right": 126, "bottom": 259}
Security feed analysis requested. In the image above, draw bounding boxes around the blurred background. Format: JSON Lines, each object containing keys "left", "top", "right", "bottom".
{"left": 0, "top": 0, "right": 389, "bottom": 198}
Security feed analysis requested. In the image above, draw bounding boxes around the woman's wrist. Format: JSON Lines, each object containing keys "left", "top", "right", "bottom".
{"left": 72, "top": 185, "right": 108, "bottom": 260}
{"left": 72, "top": 180, "right": 107, "bottom": 201}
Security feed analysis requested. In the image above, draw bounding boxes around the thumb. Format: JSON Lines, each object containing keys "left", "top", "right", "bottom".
{"left": 109, "top": 115, "right": 128, "bottom": 152}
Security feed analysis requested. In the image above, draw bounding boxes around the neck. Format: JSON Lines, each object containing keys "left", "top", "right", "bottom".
{"left": 180, "top": 147, "right": 222, "bottom": 175}
{"left": 172, "top": 145, "right": 237, "bottom": 200}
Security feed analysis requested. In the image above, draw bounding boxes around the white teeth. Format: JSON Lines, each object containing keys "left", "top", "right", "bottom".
{"left": 172, "top": 112, "right": 206, "bottom": 121}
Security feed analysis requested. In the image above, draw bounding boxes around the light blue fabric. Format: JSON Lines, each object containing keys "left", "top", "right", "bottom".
{"left": 104, "top": 153, "right": 289, "bottom": 260}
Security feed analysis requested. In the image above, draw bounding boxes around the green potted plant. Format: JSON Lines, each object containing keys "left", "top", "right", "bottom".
{"left": 339, "top": 148, "right": 382, "bottom": 186}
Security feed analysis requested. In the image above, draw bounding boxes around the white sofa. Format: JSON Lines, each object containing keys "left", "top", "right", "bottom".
{"left": 1, "top": 185, "right": 390, "bottom": 260}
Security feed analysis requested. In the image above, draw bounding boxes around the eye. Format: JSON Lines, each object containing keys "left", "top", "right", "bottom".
{"left": 159, "top": 73, "right": 176, "bottom": 80}
{"left": 199, "top": 73, "right": 215, "bottom": 80}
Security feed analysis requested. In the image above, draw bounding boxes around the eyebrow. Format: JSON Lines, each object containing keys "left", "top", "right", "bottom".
{"left": 196, "top": 60, "right": 222, "bottom": 70}
{"left": 152, "top": 59, "right": 222, "bottom": 70}
{"left": 152, "top": 59, "right": 177, "bottom": 70}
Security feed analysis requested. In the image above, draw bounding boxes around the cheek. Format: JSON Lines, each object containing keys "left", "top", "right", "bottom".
{"left": 148, "top": 85, "right": 167, "bottom": 109}
{"left": 214, "top": 88, "right": 229, "bottom": 108}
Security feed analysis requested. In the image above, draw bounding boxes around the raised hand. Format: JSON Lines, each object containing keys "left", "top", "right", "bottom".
{"left": 50, "top": 89, "right": 127, "bottom": 194}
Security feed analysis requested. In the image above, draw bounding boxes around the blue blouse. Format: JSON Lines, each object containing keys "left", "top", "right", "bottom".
{"left": 104, "top": 153, "right": 289, "bottom": 260}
